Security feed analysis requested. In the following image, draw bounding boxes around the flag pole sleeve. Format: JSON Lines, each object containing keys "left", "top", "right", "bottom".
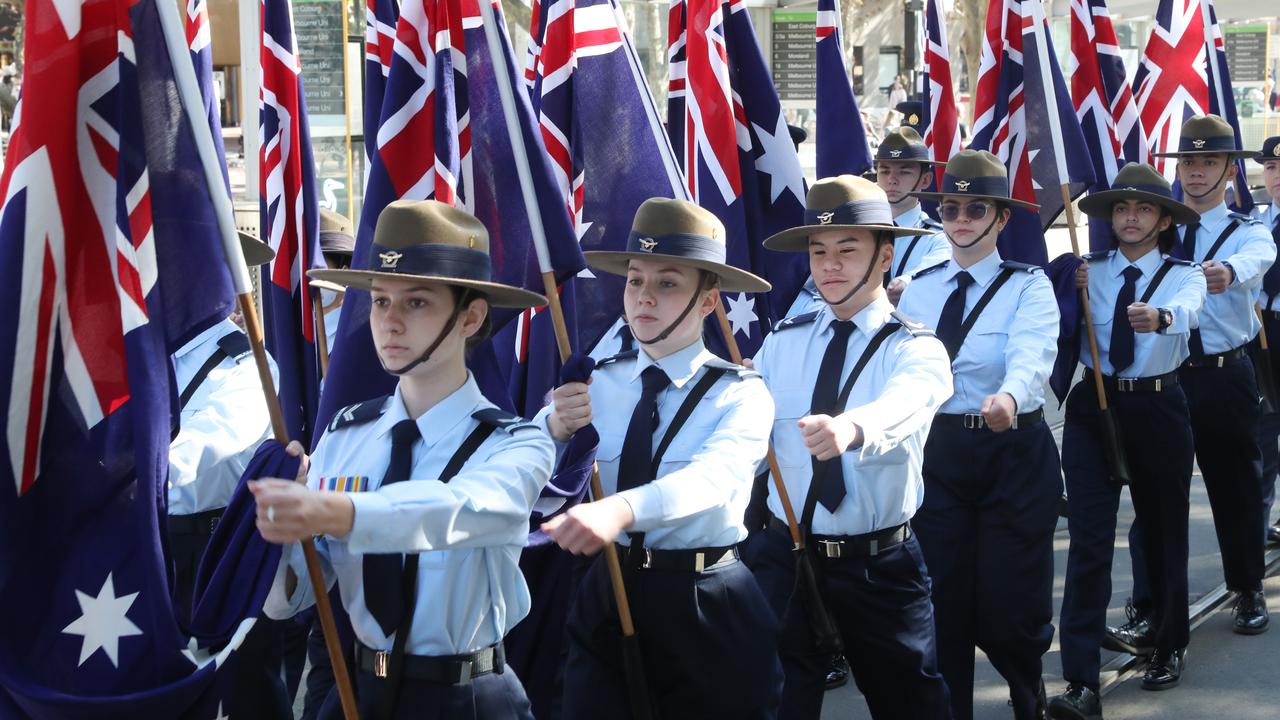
{"left": 154, "top": 2, "right": 360, "bottom": 717}
{"left": 713, "top": 305, "right": 803, "bottom": 547}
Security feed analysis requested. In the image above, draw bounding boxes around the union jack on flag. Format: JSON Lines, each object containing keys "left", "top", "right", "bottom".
{"left": 365, "top": 0, "right": 401, "bottom": 175}
{"left": 667, "top": 0, "right": 807, "bottom": 356}
{"left": 1133, "top": 0, "right": 1208, "bottom": 178}
{"left": 922, "top": 0, "right": 960, "bottom": 176}
{"left": 260, "top": 0, "right": 325, "bottom": 445}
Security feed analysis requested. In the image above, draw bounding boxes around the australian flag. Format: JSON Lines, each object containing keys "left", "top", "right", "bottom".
{"left": 1204, "top": 0, "right": 1253, "bottom": 214}
{"left": 815, "top": 0, "right": 872, "bottom": 179}
{"left": 261, "top": 0, "right": 325, "bottom": 446}
{"left": 186, "top": 0, "right": 231, "bottom": 192}
{"left": 0, "top": 0, "right": 276, "bottom": 715}
{"left": 364, "top": 0, "right": 401, "bottom": 179}
{"left": 316, "top": 0, "right": 584, "bottom": 431}
{"left": 667, "top": 0, "right": 808, "bottom": 357}
{"left": 1069, "top": 0, "right": 1150, "bottom": 251}
{"left": 972, "top": 0, "right": 1095, "bottom": 266}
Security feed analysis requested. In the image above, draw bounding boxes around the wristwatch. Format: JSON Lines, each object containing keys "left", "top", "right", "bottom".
{"left": 1157, "top": 308, "right": 1173, "bottom": 333}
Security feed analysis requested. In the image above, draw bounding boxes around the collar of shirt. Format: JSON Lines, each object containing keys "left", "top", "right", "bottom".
{"left": 631, "top": 337, "right": 712, "bottom": 389}
{"left": 174, "top": 317, "right": 239, "bottom": 361}
{"left": 816, "top": 295, "right": 895, "bottom": 341}
{"left": 371, "top": 374, "right": 482, "bottom": 450}
{"left": 942, "top": 249, "right": 1003, "bottom": 288}
{"left": 1185, "top": 201, "right": 1229, "bottom": 238}
{"left": 893, "top": 204, "right": 923, "bottom": 228}
{"left": 1107, "top": 245, "right": 1163, "bottom": 279}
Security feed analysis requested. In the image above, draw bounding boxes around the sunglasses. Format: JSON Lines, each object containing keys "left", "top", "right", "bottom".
{"left": 939, "top": 202, "right": 994, "bottom": 222}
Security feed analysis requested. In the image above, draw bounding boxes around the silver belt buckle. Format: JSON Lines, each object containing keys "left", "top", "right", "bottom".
{"left": 962, "top": 414, "right": 983, "bottom": 430}
{"left": 373, "top": 650, "right": 390, "bottom": 678}
{"left": 454, "top": 659, "right": 474, "bottom": 684}
{"left": 1117, "top": 378, "right": 1136, "bottom": 392}
{"left": 1153, "top": 377, "right": 1163, "bottom": 391}
{"left": 1010, "top": 414, "right": 1020, "bottom": 431}
{"left": 640, "top": 547, "right": 654, "bottom": 569}
{"left": 694, "top": 552, "right": 706, "bottom": 573}
{"left": 1216, "top": 355, "right": 1227, "bottom": 368}
{"left": 818, "top": 539, "right": 843, "bottom": 559}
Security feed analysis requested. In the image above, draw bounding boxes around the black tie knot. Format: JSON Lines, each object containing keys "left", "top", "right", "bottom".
{"left": 391, "top": 419, "right": 421, "bottom": 447}
{"left": 955, "top": 270, "right": 975, "bottom": 289}
{"left": 830, "top": 320, "right": 855, "bottom": 341}
{"left": 640, "top": 366, "right": 671, "bottom": 397}
{"left": 1122, "top": 265, "right": 1142, "bottom": 283}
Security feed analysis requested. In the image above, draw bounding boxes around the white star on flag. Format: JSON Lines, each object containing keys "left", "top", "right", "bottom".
{"left": 725, "top": 293, "right": 758, "bottom": 338}
{"left": 213, "top": 702, "right": 230, "bottom": 720}
{"left": 61, "top": 572, "right": 143, "bottom": 668}
{"left": 751, "top": 113, "right": 806, "bottom": 204}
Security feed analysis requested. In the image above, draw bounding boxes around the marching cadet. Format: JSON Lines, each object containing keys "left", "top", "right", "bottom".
{"left": 1109, "top": 116, "right": 1274, "bottom": 649}
{"left": 750, "top": 175, "right": 954, "bottom": 719}
{"left": 539, "top": 198, "right": 783, "bottom": 718}
{"left": 1050, "top": 165, "right": 1206, "bottom": 719}
{"left": 170, "top": 233, "right": 289, "bottom": 717}
{"left": 787, "top": 128, "right": 950, "bottom": 316}
{"left": 1250, "top": 136, "right": 1280, "bottom": 547}
{"left": 250, "top": 200, "right": 554, "bottom": 719}
{"left": 315, "top": 207, "right": 356, "bottom": 351}
{"left": 896, "top": 150, "right": 1062, "bottom": 720}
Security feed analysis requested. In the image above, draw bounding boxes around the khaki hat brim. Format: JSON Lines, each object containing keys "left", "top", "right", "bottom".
{"left": 307, "top": 268, "right": 548, "bottom": 309}
{"left": 1152, "top": 150, "right": 1260, "bottom": 159}
{"left": 239, "top": 231, "right": 275, "bottom": 266}
{"left": 762, "top": 223, "right": 931, "bottom": 253}
{"left": 582, "top": 251, "right": 771, "bottom": 293}
{"left": 1077, "top": 190, "right": 1200, "bottom": 226}
{"left": 909, "top": 191, "right": 1040, "bottom": 211}
{"left": 309, "top": 278, "right": 347, "bottom": 293}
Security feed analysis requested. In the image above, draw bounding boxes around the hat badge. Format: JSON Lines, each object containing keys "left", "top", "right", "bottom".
{"left": 1273, "top": 144, "right": 1280, "bottom": 157}
{"left": 1192, "top": 139, "right": 1206, "bottom": 149}
{"left": 908, "top": 113, "right": 920, "bottom": 125}
{"left": 638, "top": 237, "right": 658, "bottom": 252}
{"left": 955, "top": 180, "right": 971, "bottom": 192}
{"left": 817, "top": 211, "right": 835, "bottom": 225}
{"left": 889, "top": 149, "right": 903, "bottom": 158}
{"left": 379, "top": 251, "right": 403, "bottom": 269}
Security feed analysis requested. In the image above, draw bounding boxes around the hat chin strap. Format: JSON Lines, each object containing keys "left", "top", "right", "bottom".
{"left": 1116, "top": 224, "right": 1162, "bottom": 248}
{"left": 1181, "top": 162, "right": 1233, "bottom": 200}
{"left": 633, "top": 286, "right": 705, "bottom": 346}
{"left": 946, "top": 215, "right": 1001, "bottom": 250}
{"left": 817, "top": 236, "right": 886, "bottom": 308}
{"left": 381, "top": 290, "right": 472, "bottom": 377}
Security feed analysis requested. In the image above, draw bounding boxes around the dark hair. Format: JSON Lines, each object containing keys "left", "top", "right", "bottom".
{"left": 698, "top": 269, "right": 720, "bottom": 292}
{"left": 449, "top": 287, "right": 492, "bottom": 349}
{"left": 1106, "top": 204, "right": 1179, "bottom": 253}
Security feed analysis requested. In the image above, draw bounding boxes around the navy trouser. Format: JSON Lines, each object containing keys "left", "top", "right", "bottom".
{"left": 320, "top": 665, "right": 534, "bottom": 720}
{"left": 562, "top": 552, "right": 783, "bottom": 720}
{"left": 1260, "top": 411, "right": 1280, "bottom": 531}
{"left": 913, "top": 420, "right": 1061, "bottom": 720}
{"left": 1127, "top": 357, "right": 1264, "bottom": 606}
{"left": 1059, "top": 380, "right": 1193, "bottom": 691}
{"left": 749, "top": 523, "right": 951, "bottom": 720}
{"left": 303, "top": 589, "right": 356, "bottom": 720}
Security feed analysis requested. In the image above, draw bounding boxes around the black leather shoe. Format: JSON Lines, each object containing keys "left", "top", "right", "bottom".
{"left": 1035, "top": 678, "right": 1048, "bottom": 719}
{"left": 1101, "top": 602, "right": 1154, "bottom": 655}
{"left": 1267, "top": 524, "right": 1280, "bottom": 545}
{"left": 1233, "top": 590, "right": 1270, "bottom": 635}
{"left": 824, "top": 654, "right": 849, "bottom": 690}
{"left": 1047, "top": 683, "right": 1102, "bottom": 720}
{"left": 1141, "top": 648, "right": 1185, "bottom": 690}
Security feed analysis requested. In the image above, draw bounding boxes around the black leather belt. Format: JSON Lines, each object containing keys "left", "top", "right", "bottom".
{"left": 1085, "top": 369, "right": 1180, "bottom": 393}
{"left": 356, "top": 642, "right": 504, "bottom": 684}
{"left": 1183, "top": 344, "right": 1248, "bottom": 369}
{"left": 933, "top": 408, "right": 1043, "bottom": 430}
{"left": 168, "top": 508, "right": 223, "bottom": 536}
{"left": 769, "top": 517, "right": 910, "bottom": 558}
{"left": 616, "top": 543, "right": 739, "bottom": 572}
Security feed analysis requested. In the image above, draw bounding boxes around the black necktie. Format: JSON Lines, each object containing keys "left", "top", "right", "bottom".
{"left": 1110, "top": 265, "right": 1142, "bottom": 373}
{"left": 363, "top": 419, "right": 421, "bottom": 637}
{"left": 616, "top": 366, "right": 671, "bottom": 494}
{"left": 1180, "top": 223, "right": 1206, "bottom": 358}
{"left": 1264, "top": 218, "right": 1280, "bottom": 306}
{"left": 619, "top": 324, "right": 635, "bottom": 353}
{"left": 810, "top": 320, "right": 855, "bottom": 513}
{"left": 935, "top": 271, "right": 975, "bottom": 360}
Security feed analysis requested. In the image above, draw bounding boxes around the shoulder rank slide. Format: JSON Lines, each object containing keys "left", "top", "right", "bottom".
{"left": 595, "top": 349, "right": 639, "bottom": 368}
{"left": 999, "top": 260, "right": 1041, "bottom": 273}
{"left": 1228, "top": 212, "right": 1262, "bottom": 226}
{"left": 911, "top": 260, "right": 949, "bottom": 280}
{"left": 472, "top": 407, "right": 536, "bottom": 433}
{"left": 328, "top": 395, "right": 390, "bottom": 432}
{"left": 1162, "top": 256, "right": 1197, "bottom": 267}
{"left": 702, "top": 357, "right": 760, "bottom": 380}
{"left": 890, "top": 310, "right": 936, "bottom": 338}
{"left": 216, "top": 331, "right": 252, "bottom": 361}
{"left": 773, "top": 310, "right": 820, "bottom": 333}
{"left": 1082, "top": 250, "right": 1112, "bottom": 262}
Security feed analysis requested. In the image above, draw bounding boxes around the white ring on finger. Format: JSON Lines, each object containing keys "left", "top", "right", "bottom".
{"left": 267, "top": 505, "right": 276, "bottom": 524}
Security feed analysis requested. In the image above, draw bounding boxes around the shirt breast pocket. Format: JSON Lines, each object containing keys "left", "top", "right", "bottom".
{"left": 962, "top": 326, "right": 1009, "bottom": 364}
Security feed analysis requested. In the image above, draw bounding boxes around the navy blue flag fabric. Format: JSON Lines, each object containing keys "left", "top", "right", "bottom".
{"left": 261, "top": 0, "right": 326, "bottom": 447}
{"left": 317, "top": 0, "right": 586, "bottom": 434}
{"left": 667, "top": 0, "right": 808, "bottom": 358}
{"left": 0, "top": 0, "right": 274, "bottom": 715}
{"left": 815, "top": 0, "right": 873, "bottom": 179}
{"left": 1204, "top": 2, "right": 1254, "bottom": 215}
{"left": 186, "top": 0, "right": 232, "bottom": 193}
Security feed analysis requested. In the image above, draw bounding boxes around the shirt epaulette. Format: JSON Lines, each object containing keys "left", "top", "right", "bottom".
{"left": 772, "top": 311, "right": 820, "bottom": 332}
{"left": 702, "top": 357, "right": 760, "bottom": 380}
{"left": 328, "top": 395, "right": 390, "bottom": 432}
{"left": 216, "top": 331, "right": 252, "bottom": 361}
{"left": 921, "top": 216, "right": 943, "bottom": 231}
{"left": 1162, "top": 256, "right": 1198, "bottom": 267}
{"left": 472, "top": 407, "right": 537, "bottom": 433}
{"left": 911, "top": 260, "right": 949, "bottom": 280}
{"left": 999, "top": 260, "right": 1042, "bottom": 274}
{"left": 1083, "top": 250, "right": 1112, "bottom": 262}
{"left": 1228, "top": 212, "right": 1262, "bottom": 226}
{"left": 596, "top": 349, "right": 639, "bottom": 368}
{"left": 890, "top": 310, "right": 936, "bottom": 338}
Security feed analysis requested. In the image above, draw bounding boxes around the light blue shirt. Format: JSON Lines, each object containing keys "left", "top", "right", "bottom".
{"left": 752, "top": 296, "right": 953, "bottom": 535}
{"left": 1252, "top": 203, "right": 1280, "bottom": 310}
{"left": 264, "top": 375, "right": 554, "bottom": 656}
{"left": 1179, "top": 202, "right": 1275, "bottom": 352}
{"left": 536, "top": 338, "right": 773, "bottom": 550}
{"left": 784, "top": 206, "right": 950, "bottom": 318}
{"left": 321, "top": 292, "right": 342, "bottom": 353}
{"left": 1081, "top": 248, "right": 1206, "bottom": 377}
{"left": 169, "top": 318, "right": 277, "bottom": 515}
{"left": 896, "top": 251, "right": 1059, "bottom": 414}
{"left": 587, "top": 317, "right": 632, "bottom": 360}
